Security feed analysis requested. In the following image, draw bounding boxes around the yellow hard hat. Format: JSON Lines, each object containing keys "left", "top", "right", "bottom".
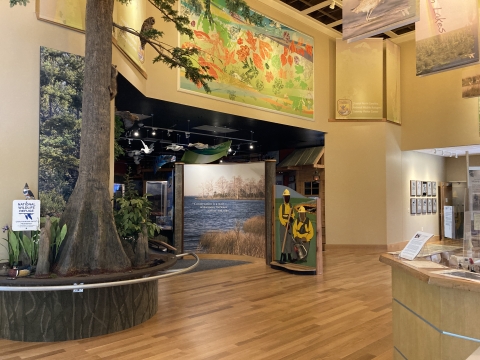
{"left": 298, "top": 206, "right": 306, "bottom": 213}
{"left": 283, "top": 189, "right": 290, "bottom": 196}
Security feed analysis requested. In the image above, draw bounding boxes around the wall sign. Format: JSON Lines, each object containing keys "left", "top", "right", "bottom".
{"left": 12, "top": 200, "right": 41, "bottom": 231}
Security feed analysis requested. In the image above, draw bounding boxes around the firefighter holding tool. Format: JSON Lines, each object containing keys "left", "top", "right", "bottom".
{"left": 292, "top": 206, "right": 314, "bottom": 262}
{"left": 278, "top": 189, "right": 296, "bottom": 263}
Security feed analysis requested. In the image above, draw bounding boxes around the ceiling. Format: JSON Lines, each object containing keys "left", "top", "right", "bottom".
{"left": 115, "top": 74, "right": 324, "bottom": 167}
{"left": 278, "top": 0, "right": 416, "bottom": 39}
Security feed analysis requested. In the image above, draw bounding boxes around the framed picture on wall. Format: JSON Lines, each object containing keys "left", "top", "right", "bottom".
{"left": 410, "top": 180, "right": 416, "bottom": 196}
{"left": 416, "top": 180, "right": 422, "bottom": 196}
{"left": 422, "top": 181, "right": 427, "bottom": 196}
{"left": 433, "top": 198, "right": 437, "bottom": 213}
{"left": 422, "top": 198, "right": 427, "bottom": 214}
{"left": 432, "top": 181, "right": 437, "bottom": 196}
{"left": 427, "top": 198, "right": 432, "bottom": 213}
{"left": 417, "top": 198, "right": 422, "bottom": 213}
{"left": 427, "top": 181, "right": 432, "bottom": 196}
{"left": 411, "top": 198, "right": 416, "bottom": 214}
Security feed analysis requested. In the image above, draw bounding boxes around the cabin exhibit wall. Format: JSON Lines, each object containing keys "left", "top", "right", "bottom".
{"left": 0, "top": 2, "right": 478, "bottom": 262}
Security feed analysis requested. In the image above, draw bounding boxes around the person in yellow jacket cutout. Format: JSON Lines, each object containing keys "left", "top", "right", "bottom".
{"left": 292, "top": 206, "right": 314, "bottom": 262}
{"left": 278, "top": 189, "right": 295, "bottom": 262}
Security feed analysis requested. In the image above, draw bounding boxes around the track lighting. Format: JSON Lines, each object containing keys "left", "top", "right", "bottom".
{"left": 455, "top": 153, "right": 458, "bottom": 159}
{"left": 434, "top": 149, "right": 437, "bottom": 154}
{"left": 219, "top": 159, "right": 223, "bottom": 163}
{"left": 167, "top": 130, "right": 172, "bottom": 137}
{"left": 329, "top": 0, "right": 336, "bottom": 9}
{"left": 128, "top": 139, "right": 132, "bottom": 145}
{"left": 249, "top": 143, "right": 254, "bottom": 149}
{"left": 133, "top": 130, "right": 139, "bottom": 137}
{"left": 151, "top": 129, "right": 156, "bottom": 136}
{"left": 185, "top": 132, "right": 190, "bottom": 139}
{"left": 228, "top": 147, "right": 232, "bottom": 153}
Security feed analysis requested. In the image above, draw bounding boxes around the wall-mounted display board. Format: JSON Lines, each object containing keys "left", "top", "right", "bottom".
{"left": 179, "top": 0, "right": 314, "bottom": 120}
{"left": 35, "top": 0, "right": 148, "bottom": 78}
{"left": 410, "top": 198, "right": 416, "bottom": 214}
{"left": 410, "top": 180, "right": 416, "bottom": 196}
{"left": 417, "top": 197, "right": 422, "bottom": 213}
{"left": 416, "top": 180, "right": 422, "bottom": 196}
{"left": 335, "top": 39, "right": 383, "bottom": 120}
{"left": 462, "top": 64, "right": 480, "bottom": 98}
{"left": 416, "top": 0, "right": 479, "bottom": 76}
{"left": 343, "top": 0, "right": 418, "bottom": 44}
{"left": 183, "top": 162, "right": 266, "bottom": 257}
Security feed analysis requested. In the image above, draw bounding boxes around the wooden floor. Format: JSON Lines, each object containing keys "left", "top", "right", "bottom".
{"left": 0, "top": 249, "right": 393, "bottom": 360}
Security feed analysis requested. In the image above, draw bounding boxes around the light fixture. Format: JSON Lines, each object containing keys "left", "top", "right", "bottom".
{"left": 455, "top": 152, "right": 458, "bottom": 159}
{"left": 228, "top": 147, "right": 232, "bottom": 153}
{"left": 133, "top": 130, "right": 139, "bottom": 137}
{"left": 219, "top": 159, "right": 223, "bottom": 163}
{"left": 440, "top": 150, "right": 444, "bottom": 155}
{"left": 434, "top": 149, "right": 437, "bottom": 154}
{"left": 167, "top": 130, "right": 172, "bottom": 137}
{"left": 128, "top": 139, "right": 132, "bottom": 145}
{"left": 449, "top": 152, "right": 453, "bottom": 157}
{"left": 329, "top": 0, "right": 336, "bottom": 9}
{"left": 237, "top": 145, "right": 240, "bottom": 150}
{"left": 313, "top": 170, "right": 320, "bottom": 182}
{"left": 185, "top": 132, "right": 190, "bottom": 139}
{"left": 249, "top": 143, "right": 254, "bottom": 149}
{"left": 151, "top": 128, "right": 156, "bottom": 136}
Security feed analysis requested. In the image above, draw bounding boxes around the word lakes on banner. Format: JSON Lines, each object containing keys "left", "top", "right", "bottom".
{"left": 12, "top": 200, "right": 41, "bottom": 231}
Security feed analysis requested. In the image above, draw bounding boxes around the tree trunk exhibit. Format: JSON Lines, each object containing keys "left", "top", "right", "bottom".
{"left": 53, "top": 0, "right": 131, "bottom": 276}
{"left": 35, "top": 217, "right": 51, "bottom": 277}
{"left": 0, "top": 282, "right": 158, "bottom": 342}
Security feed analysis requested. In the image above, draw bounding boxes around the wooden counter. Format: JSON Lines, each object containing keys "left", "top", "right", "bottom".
{"left": 380, "top": 254, "right": 480, "bottom": 359}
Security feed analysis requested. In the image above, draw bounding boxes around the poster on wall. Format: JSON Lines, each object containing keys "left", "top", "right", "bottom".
{"left": 39, "top": 47, "right": 84, "bottom": 217}
{"left": 36, "top": 0, "right": 147, "bottom": 78}
{"left": 179, "top": 0, "right": 314, "bottom": 120}
{"left": 183, "top": 163, "right": 266, "bottom": 257}
{"left": 386, "top": 40, "right": 401, "bottom": 124}
{"left": 416, "top": 0, "right": 479, "bottom": 76}
{"left": 336, "top": 39, "right": 383, "bottom": 120}
{"left": 462, "top": 64, "right": 480, "bottom": 98}
{"left": 343, "top": 0, "right": 418, "bottom": 43}
{"left": 274, "top": 186, "right": 316, "bottom": 270}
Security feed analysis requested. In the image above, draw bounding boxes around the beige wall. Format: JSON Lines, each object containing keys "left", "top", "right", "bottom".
{"left": 400, "top": 39, "right": 480, "bottom": 151}
{"left": 446, "top": 155, "right": 480, "bottom": 182}
{"left": 402, "top": 151, "right": 445, "bottom": 240}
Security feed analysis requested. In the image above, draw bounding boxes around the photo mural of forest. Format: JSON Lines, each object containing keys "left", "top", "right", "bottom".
{"left": 184, "top": 163, "right": 266, "bottom": 257}
{"left": 39, "top": 47, "right": 84, "bottom": 217}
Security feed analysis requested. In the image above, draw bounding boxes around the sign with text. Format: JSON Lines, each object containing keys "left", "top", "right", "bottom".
{"left": 400, "top": 231, "right": 434, "bottom": 261}
{"left": 12, "top": 200, "right": 40, "bottom": 231}
{"left": 336, "top": 39, "right": 383, "bottom": 120}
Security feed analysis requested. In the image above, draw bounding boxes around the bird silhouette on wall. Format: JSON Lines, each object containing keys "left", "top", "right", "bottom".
{"left": 140, "top": 140, "right": 154, "bottom": 154}
{"left": 140, "top": 17, "right": 155, "bottom": 50}
{"left": 23, "top": 183, "right": 35, "bottom": 200}
{"left": 351, "top": 0, "right": 383, "bottom": 22}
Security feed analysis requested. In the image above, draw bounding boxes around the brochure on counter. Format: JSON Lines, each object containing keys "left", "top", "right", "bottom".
{"left": 399, "top": 231, "right": 434, "bottom": 261}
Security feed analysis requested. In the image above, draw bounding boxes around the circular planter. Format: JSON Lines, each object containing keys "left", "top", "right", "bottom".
{"left": 0, "top": 253, "right": 176, "bottom": 342}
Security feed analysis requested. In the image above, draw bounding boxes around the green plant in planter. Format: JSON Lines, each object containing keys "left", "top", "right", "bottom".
{"left": 114, "top": 170, "right": 160, "bottom": 243}
{"left": 1, "top": 225, "right": 19, "bottom": 265}
{"left": 18, "top": 230, "right": 40, "bottom": 266}
{"left": 47, "top": 217, "right": 67, "bottom": 262}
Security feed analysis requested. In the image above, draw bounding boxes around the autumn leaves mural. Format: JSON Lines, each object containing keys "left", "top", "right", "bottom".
{"left": 179, "top": 0, "right": 314, "bottom": 119}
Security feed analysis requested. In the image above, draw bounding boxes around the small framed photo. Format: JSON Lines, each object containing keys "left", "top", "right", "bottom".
{"left": 416, "top": 181, "right": 422, "bottom": 196}
{"left": 432, "top": 181, "right": 437, "bottom": 196}
{"left": 427, "top": 198, "right": 432, "bottom": 213}
{"left": 422, "top": 199, "right": 427, "bottom": 214}
{"left": 410, "top": 198, "right": 416, "bottom": 214}
{"left": 422, "top": 181, "right": 427, "bottom": 196}
{"left": 433, "top": 198, "right": 437, "bottom": 213}
{"left": 427, "top": 181, "right": 432, "bottom": 196}
{"left": 410, "top": 180, "right": 416, "bottom": 196}
{"left": 417, "top": 198, "right": 422, "bottom": 213}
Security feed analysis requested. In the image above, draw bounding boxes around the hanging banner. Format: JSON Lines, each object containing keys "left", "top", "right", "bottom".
{"left": 386, "top": 40, "right": 401, "bottom": 124}
{"left": 416, "top": 0, "right": 479, "bottom": 76}
{"left": 343, "top": 0, "right": 419, "bottom": 43}
{"left": 335, "top": 39, "right": 383, "bottom": 120}
{"left": 181, "top": 141, "right": 232, "bottom": 164}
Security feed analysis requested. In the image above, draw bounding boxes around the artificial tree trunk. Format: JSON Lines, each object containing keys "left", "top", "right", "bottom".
{"left": 53, "top": 0, "right": 131, "bottom": 276}
{"left": 35, "top": 216, "right": 51, "bottom": 277}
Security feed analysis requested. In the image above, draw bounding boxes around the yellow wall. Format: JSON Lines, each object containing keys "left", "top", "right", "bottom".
{"left": 446, "top": 155, "right": 480, "bottom": 182}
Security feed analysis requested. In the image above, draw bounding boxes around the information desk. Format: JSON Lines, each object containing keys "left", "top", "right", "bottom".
{"left": 380, "top": 254, "right": 480, "bottom": 360}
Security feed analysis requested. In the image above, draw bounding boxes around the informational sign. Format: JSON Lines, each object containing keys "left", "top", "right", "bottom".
{"left": 336, "top": 39, "right": 383, "bottom": 120}
{"left": 400, "top": 231, "right": 434, "bottom": 261}
{"left": 12, "top": 200, "right": 41, "bottom": 231}
{"left": 444, "top": 206, "right": 453, "bottom": 239}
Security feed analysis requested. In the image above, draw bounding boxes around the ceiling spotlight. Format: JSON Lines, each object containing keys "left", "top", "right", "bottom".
{"left": 185, "top": 132, "right": 190, "bottom": 139}
{"left": 449, "top": 152, "right": 453, "bottom": 157}
{"left": 440, "top": 150, "right": 443, "bottom": 156}
{"left": 167, "top": 130, "right": 172, "bottom": 137}
{"left": 133, "top": 130, "right": 139, "bottom": 137}
{"left": 151, "top": 129, "right": 156, "bottom": 136}
{"left": 128, "top": 139, "right": 132, "bottom": 145}
{"left": 219, "top": 159, "right": 223, "bottom": 163}
{"left": 329, "top": 0, "right": 336, "bottom": 9}
{"left": 455, "top": 153, "right": 458, "bottom": 159}
{"left": 237, "top": 145, "right": 241, "bottom": 150}
{"left": 434, "top": 149, "right": 437, "bottom": 154}
{"left": 233, "top": 151, "right": 236, "bottom": 155}
{"left": 228, "top": 147, "right": 232, "bottom": 153}
{"left": 249, "top": 143, "right": 254, "bottom": 149}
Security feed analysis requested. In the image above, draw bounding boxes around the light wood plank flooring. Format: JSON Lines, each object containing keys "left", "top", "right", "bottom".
{"left": 0, "top": 248, "right": 393, "bottom": 360}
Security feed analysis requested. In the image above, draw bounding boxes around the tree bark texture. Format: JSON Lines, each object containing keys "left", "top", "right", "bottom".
{"left": 134, "top": 224, "right": 149, "bottom": 267}
{"left": 0, "top": 281, "right": 158, "bottom": 342}
{"left": 54, "top": 0, "right": 131, "bottom": 276}
{"left": 36, "top": 217, "right": 51, "bottom": 277}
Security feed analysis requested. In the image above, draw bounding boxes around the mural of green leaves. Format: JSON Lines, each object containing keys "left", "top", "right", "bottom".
{"left": 179, "top": 0, "right": 314, "bottom": 120}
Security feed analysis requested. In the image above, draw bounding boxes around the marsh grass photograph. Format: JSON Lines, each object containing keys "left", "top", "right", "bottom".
{"left": 343, "top": 0, "right": 417, "bottom": 42}
{"left": 462, "top": 67, "right": 480, "bottom": 98}
{"left": 416, "top": 0, "right": 479, "bottom": 76}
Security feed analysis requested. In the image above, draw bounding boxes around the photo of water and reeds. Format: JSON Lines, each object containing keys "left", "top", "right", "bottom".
{"left": 184, "top": 163, "right": 266, "bottom": 257}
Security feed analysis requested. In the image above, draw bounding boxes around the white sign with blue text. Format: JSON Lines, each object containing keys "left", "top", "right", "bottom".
{"left": 12, "top": 200, "right": 40, "bottom": 231}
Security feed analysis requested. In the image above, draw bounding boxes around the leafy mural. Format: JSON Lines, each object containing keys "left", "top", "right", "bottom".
{"left": 179, "top": 0, "right": 314, "bottom": 119}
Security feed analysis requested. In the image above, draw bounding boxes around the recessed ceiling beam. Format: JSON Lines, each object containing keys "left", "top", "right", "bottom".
{"left": 301, "top": 0, "right": 343, "bottom": 14}
{"left": 328, "top": 19, "right": 342, "bottom": 28}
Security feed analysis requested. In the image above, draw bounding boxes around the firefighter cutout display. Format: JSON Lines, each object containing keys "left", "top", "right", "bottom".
{"left": 273, "top": 186, "right": 318, "bottom": 274}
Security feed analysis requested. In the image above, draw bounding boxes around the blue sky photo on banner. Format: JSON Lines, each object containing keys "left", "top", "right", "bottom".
{"left": 343, "top": 0, "right": 418, "bottom": 43}
{"left": 416, "top": 0, "right": 479, "bottom": 76}
{"left": 39, "top": 47, "right": 83, "bottom": 218}
{"left": 183, "top": 163, "right": 265, "bottom": 257}
{"left": 179, "top": 0, "right": 314, "bottom": 120}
